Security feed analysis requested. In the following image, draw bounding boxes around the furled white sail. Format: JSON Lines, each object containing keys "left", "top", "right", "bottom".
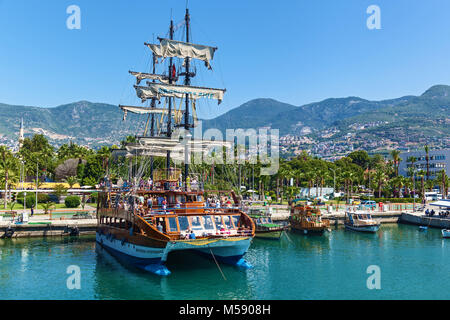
{"left": 146, "top": 38, "right": 217, "bottom": 69}
{"left": 135, "top": 136, "right": 232, "bottom": 148}
{"left": 134, "top": 84, "right": 225, "bottom": 104}
{"left": 129, "top": 71, "right": 170, "bottom": 85}
{"left": 119, "top": 105, "right": 169, "bottom": 115}
{"left": 119, "top": 105, "right": 169, "bottom": 121}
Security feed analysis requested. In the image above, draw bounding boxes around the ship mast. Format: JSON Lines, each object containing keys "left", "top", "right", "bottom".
{"left": 183, "top": 8, "right": 191, "bottom": 190}
{"left": 166, "top": 19, "right": 174, "bottom": 172}
{"left": 123, "top": 7, "right": 227, "bottom": 188}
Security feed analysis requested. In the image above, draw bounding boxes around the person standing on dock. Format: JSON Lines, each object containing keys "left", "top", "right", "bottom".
{"left": 31, "top": 205, "right": 34, "bottom": 217}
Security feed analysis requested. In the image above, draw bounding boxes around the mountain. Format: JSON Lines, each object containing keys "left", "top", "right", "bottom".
{"left": 0, "top": 85, "right": 449, "bottom": 152}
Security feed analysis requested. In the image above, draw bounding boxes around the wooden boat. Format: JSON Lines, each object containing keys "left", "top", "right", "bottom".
{"left": 442, "top": 229, "right": 450, "bottom": 238}
{"left": 247, "top": 209, "right": 286, "bottom": 240}
{"left": 97, "top": 169, "right": 255, "bottom": 276}
{"left": 96, "top": 8, "right": 255, "bottom": 275}
{"left": 344, "top": 211, "right": 380, "bottom": 233}
{"left": 289, "top": 205, "right": 330, "bottom": 235}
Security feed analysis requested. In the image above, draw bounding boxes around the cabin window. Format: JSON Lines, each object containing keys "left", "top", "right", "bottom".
{"left": 204, "top": 215, "right": 214, "bottom": 230}
{"left": 224, "top": 216, "right": 233, "bottom": 229}
{"left": 190, "top": 216, "right": 204, "bottom": 230}
{"left": 178, "top": 216, "right": 190, "bottom": 231}
{"left": 214, "top": 216, "right": 224, "bottom": 229}
{"left": 232, "top": 215, "right": 241, "bottom": 228}
{"left": 168, "top": 217, "right": 178, "bottom": 232}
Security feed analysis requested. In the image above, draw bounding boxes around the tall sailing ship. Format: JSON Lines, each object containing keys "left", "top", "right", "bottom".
{"left": 96, "top": 8, "right": 255, "bottom": 275}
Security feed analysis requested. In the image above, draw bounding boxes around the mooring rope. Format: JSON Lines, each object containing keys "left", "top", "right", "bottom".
{"left": 209, "top": 248, "right": 227, "bottom": 281}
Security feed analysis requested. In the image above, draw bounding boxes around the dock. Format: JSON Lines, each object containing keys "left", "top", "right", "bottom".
{"left": 0, "top": 219, "right": 97, "bottom": 238}
{"left": 0, "top": 208, "right": 98, "bottom": 238}
{"left": 399, "top": 212, "right": 450, "bottom": 229}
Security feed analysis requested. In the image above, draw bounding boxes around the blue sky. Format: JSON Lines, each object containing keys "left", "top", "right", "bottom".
{"left": 0, "top": 0, "right": 450, "bottom": 119}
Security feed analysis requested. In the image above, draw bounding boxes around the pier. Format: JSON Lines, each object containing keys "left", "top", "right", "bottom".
{"left": 0, "top": 209, "right": 97, "bottom": 238}
{"left": 399, "top": 212, "right": 450, "bottom": 229}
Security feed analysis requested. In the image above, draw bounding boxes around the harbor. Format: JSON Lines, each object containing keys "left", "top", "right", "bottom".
{"left": 1, "top": 223, "right": 449, "bottom": 300}
{"left": 0, "top": 1, "right": 450, "bottom": 303}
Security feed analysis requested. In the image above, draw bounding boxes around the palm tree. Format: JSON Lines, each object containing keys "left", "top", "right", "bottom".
{"left": 64, "top": 176, "right": 79, "bottom": 189}
{"left": 373, "top": 166, "right": 387, "bottom": 198}
{"left": 417, "top": 170, "right": 426, "bottom": 202}
{"left": 0, "top": 146, "right": 19, "bottom": 209}
{"left": 424, "top": 145, "right": 430, "bottom": 181}
{"left": 436, "top": 170, "right": 448, "bottom": 199}
{"left": 41, "top": 201, "right": 55, "bottom": 215}
{"left": 390, "top": 150, "right": 402, "bottom": 176}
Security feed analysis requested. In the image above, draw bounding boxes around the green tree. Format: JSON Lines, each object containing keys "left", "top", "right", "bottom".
{"left": 424, "top": 145, "right": 430, "bottom": 181}
{"left": 0, "top": 146, "right": 19, "bottom": 209}
{"left": 64, "top": 176, "right": 79, "bottom": 189}
{"left": 348, "top": 150, "right": 370, "bottom": 168}
{"left": 390, "top": 150, "right": 402, "bottom": 177}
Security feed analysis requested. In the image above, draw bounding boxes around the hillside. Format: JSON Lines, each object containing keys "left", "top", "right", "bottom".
{"left": 0, "top": 85, "right": 449, "bottom": 154}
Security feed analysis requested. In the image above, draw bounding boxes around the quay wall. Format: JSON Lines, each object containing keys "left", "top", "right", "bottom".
{"left": 399, "top": 212, "right": 450, "bottom": 229}
{"left": 0, "top": 219, "right": 97, "bottom": 238}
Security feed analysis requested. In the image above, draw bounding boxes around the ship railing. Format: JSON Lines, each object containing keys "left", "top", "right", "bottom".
{"left": 141, "top": 206, "right": 241, "bottom": 215}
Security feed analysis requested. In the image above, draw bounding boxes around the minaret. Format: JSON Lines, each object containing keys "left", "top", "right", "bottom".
{"left": 18, "top": 118, "right": 24, "bottom": 150}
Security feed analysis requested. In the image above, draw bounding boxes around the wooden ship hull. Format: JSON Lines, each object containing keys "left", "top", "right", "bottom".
{"left": 96, "top": 191, "right": 255, "bottom": 276}
{"left": 254, "top": 228, "right": 285, "bottom": 239}
{"left": 96, "top": 229, "right": 253, "bottom": 275}
{"left": 290, "top": 224, "right": 327, "bottom": 235}
{"left": 289, "top": 206, "right": 330, "bottom": 236}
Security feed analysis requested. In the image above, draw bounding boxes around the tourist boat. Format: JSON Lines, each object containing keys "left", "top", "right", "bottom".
{"left": 442, "top": 229, "right": 450, "bottom": 238}
{"left": 96, "top": 8, "right": 255, "bottom": 276}
{"left": 289, "top": 205, "right": 330, "bottom": 235}
{"left": 247, "top": 208, "right": 286, "bottom": 240}
{"left": 344, "top": 210, "right": 380, "bottom": 233}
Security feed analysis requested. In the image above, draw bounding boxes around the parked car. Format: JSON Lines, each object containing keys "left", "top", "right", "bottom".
{"left": 361, "top": 200, "right": 376, "bottom": 209}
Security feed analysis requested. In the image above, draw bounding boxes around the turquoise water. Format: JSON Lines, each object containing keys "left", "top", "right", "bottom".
{"left": 1, "top": 224, "right": 449, "bottom": 300}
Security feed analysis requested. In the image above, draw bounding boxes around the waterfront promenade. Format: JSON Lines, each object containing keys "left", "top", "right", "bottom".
{"left": 3, "top": 202, "right": 447, "bottom": 238}
{"left": 0, "top": 206, "right": 97, "bottom": 238}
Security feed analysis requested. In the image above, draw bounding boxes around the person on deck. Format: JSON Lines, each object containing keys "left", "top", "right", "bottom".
{"left": 189, "top": 230, "right": 196, "bottom": 239}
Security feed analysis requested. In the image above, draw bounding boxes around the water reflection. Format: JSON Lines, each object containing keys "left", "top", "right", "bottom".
{"left": 1, "top": 225, "right": 449, "bottom": 300}
{"left": 94, "top": 243, "right": 254, "bottom": 300}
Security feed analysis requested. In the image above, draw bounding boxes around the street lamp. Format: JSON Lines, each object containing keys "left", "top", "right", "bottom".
{"left": 35, "top": 162, "right": 38, "bottom": 210}
{"left": 413, "top": 168, "right": 416, "bottom": 212}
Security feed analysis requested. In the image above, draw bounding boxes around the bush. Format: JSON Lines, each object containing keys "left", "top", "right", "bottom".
{"left": 65, "top": 195, "right": 81, "bottom": 208}
{"left": 17, "top": 195, "right": 36, "bottom": 208}
{"left": 38, "top": 193, "right": 50, "bottom": 203}
{"left": 88, "top": 192, "right": 98, "bottom": 203}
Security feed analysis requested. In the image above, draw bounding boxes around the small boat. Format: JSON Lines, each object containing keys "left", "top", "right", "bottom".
{"left": 248, "top": 209, "right": 286, "bottom": 240}
{"left": 289, "top": 205, "right": 330, "bottom": 235}
{"left": 442, "top": 229, "right": 450, "bottom": 238}
{"left": 344, "top": 211, "right": 380, "bottom": 233}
